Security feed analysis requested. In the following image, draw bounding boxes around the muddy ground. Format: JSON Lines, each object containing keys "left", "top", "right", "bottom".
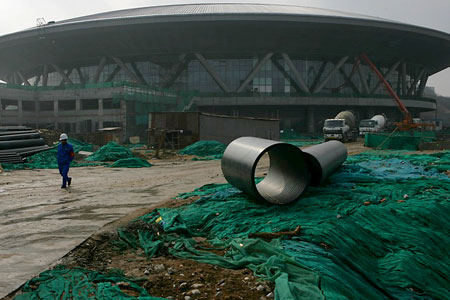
{"left": 1, "top": 141, "right": 371, "bottom": 299}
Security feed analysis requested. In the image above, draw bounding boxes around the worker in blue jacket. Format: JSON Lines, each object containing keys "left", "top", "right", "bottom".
{"left": 57, "top": 133, "right": 75, "bottom": 189}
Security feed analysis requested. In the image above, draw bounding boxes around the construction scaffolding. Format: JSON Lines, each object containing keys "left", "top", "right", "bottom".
{"left": 111, "top": 84, "right": 197, "bottom": 139}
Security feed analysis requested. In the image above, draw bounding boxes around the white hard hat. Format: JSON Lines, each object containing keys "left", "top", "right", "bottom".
{"left": 59, "top": 133, "right": 68, "bottom": 141}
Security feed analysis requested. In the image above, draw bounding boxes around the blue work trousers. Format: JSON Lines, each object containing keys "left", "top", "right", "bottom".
{"left": 58, "top": 163, "right": 71, "bottom": 186}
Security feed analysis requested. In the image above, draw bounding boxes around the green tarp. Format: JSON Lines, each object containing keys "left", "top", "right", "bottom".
{"left": 179, "top": 141, "right": 226, "bottom": 160}
{"left": 364, "top": 131, "right": 436, "bottom": 150}
{"left": 115, "top": 150, "right": 449, "bottom": 300}
{"left": 109, "top": 157, "right": 152, "bottom": 168}
{"left": 14, "top": 151, "right": 450, "bottom": 300}
{"left": 85, "top": 142, "right": 134, "bottom": 162}
{"left": 14, "top": 267, "right": 166, "bottom": 300}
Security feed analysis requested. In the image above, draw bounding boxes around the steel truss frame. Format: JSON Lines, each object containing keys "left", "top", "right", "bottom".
{"left": 6, "top": 54, "right": 428, "bottom": 97}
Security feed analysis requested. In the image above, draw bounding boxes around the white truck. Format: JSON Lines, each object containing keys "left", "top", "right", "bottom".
{"left": 323, "top": 111, "right": 358, "bottom": 142}
{"left": 359, "top": 114, "right": 387, "bottom": 135}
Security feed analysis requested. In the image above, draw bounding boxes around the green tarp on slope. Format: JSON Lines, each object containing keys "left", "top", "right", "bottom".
{"left": 179, "top": 141, "right": 226, "bottom": 160}
{"left": 85, "top": 142, "right": 134, "bottom": 162}
{"left": 109, "top": 157, "right": 152, "bottom": 168}
{"left": 116, "top": 151, "right": 449, "bottom": 300}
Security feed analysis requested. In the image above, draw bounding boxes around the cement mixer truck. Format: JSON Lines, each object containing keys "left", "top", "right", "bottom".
{"left": 359, "top": 114, "right": 387, "bottom": 135}
{"left": 323, "top": 111, "right": 358, "bottom": 142}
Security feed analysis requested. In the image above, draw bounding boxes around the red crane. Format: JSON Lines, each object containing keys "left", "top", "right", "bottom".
{"left": 360, "top": 53, "right": 432, "bottom": 131}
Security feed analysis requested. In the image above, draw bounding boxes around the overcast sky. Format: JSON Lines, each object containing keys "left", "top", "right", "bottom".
{"left": 0, "top": 0, "right": 449, "bottom": 96}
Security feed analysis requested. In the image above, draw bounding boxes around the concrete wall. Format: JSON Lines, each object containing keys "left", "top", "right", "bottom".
{"left": 199, "top": 113, "right": 279, "bottom": 144}
{"left": 0, "top": 87, "right": 124, "bottom": 132}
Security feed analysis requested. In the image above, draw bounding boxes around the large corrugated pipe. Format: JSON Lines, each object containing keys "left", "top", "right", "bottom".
{"left": 221, "top": 138, "right": 347, "bottom": 205}
{"left": 303, "top": 141, "right": 348, "bottom": 186}
{"left": 221, "top": 137, "right": 310, "bottom": 205}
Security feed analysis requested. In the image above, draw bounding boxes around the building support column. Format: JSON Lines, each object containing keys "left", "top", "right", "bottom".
{"left": 93, "top": 57, "right": 107, "bottom": 83}
{"left": 52, "top": 64, "right": 73, "bottom": 84}
{"left": 98, "top": 98, "right": 104, "bottom": 130}
{"left": 195, "top": 53, "right": 230, "bottom": 93}
{"left": 307, "top": 107, "right": 315, "bottom": 133}
{"left": 407, "top": 68, "right": 425, "bottom": 96}
{"left": 75, "top": 99, "right": 81, "bottom": 133}
{"left": 35, "top": 99, "right": 41, "bottom": 128}
{"left": 121, "top": 100, "right": 127, "bottom": 141}
{"left": 53, "top": 100, "right": 59, "bottom": 130}
{"left": 112, "top": 57, "right": 141, "bottom": 83}
{"left": 43, "top": 65, "right": 49, "bottom": 87}
{"left": 237, "top": 53, "right": 273, "bottom": 93}
{"left": 313, "top": 56, "right": 349, "bottom": 94}
{"left": 161, "top": 54, "right": 189, "bottom": 88}
{"left": 357, "top": 64, "right": 370, "bottom": 94}
{"left": 401, "top": 62, "right": 407, "bottom": 96}
{"left": 106, "top": 66, "right": 121, "bottom": 82}
{"left": 17, "top": 72, "right": 31, "bottom": 86}
{"left": 417, "top": 73, "right": 428, "bottom": 97}
{"left": 17, "top": 100, "right": 23, "bottom": 125}
{"left": 370, "top": 61, "right": 400, "bottom": 94}
{"left": 281, "top": 53, "right": 310, "bottom": 94}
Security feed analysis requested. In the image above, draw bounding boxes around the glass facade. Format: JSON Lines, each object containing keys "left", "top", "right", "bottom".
{"left": 37, "top": 57, "right": 415, "bottom": 97}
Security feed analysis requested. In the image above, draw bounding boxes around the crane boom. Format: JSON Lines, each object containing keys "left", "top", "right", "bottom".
{"left": 360, "top": 53, "right": 412, "bottom": 123}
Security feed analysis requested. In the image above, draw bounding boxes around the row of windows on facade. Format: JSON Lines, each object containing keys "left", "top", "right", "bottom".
{"left": 0, "top": 99, "right": 120, "bottom": 111}
{"left": 30, "top": 59, "right": 413, "bottom": 95}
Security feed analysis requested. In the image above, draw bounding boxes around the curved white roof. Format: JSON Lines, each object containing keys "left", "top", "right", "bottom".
{"left": 58, "top": 3, "right": 392, "bottom": 25}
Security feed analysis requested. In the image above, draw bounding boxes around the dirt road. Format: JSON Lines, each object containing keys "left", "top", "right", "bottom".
{"left": 0, "top": 159, "right": 225, "bottom": 298}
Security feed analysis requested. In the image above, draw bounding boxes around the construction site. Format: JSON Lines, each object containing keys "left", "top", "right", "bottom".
{"left": 0, "top": 3, "right": 449, "bottom": 300}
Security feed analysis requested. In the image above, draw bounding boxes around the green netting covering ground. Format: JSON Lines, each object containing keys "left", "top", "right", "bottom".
{"left": 1, "top": 139, "right": 102, "bottom": 170}
{"left": 109, "top": 157, "right": 152, "bottom": 168}
{"left": 14, "top": 151, "right": 450, "bottom": 300}
{"left": 85, "top": 142, "right": 134, "bottom": 162}
{"left": 285, "top": 140, "right": 324, "bottom": 147}
{"left": 113, "top": 150, "right": 449, "bottom": 300}
{"left": 179, "top": 141, "right": 226, "bottom": 160}
{"left": 365, "top": 131, "right": 436, "bottom": 150}
{"left": 70, "top": 138, "right": 94, "bottom": 153}
{"left": 280, "top": 131, "right": 323, "bottom": 141}
{"left": 280, "top": 130, "right": 324, "bottom": 147}
{"left": 14, "top": 267, "right": 165, "bottom": 300}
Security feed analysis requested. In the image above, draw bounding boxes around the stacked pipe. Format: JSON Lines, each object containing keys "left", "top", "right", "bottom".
{"left": 0, "top": 128, "right": 49, "bottom": 164}
{"left": 221, "top": 137, "right": 347, "bottom": 205}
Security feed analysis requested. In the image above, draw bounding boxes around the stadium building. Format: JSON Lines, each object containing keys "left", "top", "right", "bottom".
{"left": 0, "top": 3, "right": 449, "bottom": 136}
